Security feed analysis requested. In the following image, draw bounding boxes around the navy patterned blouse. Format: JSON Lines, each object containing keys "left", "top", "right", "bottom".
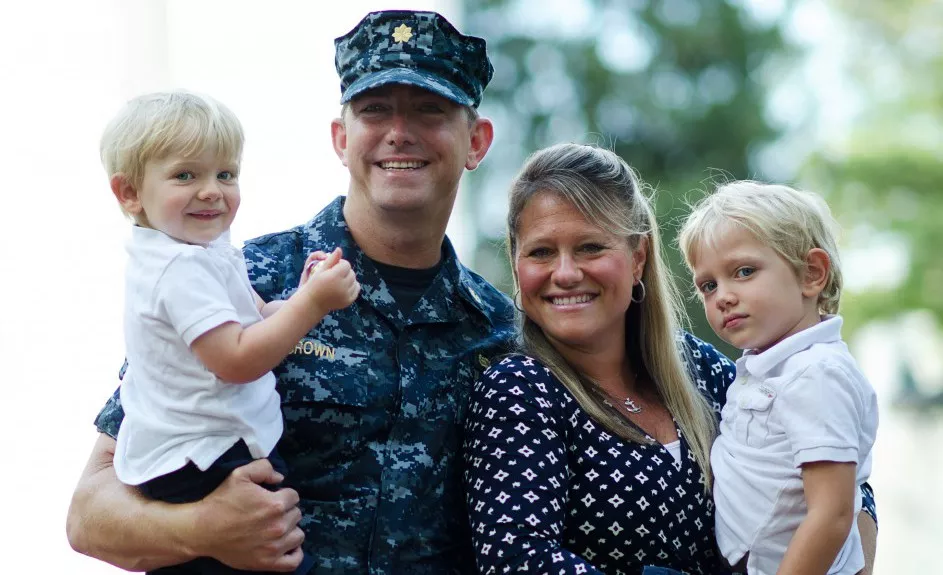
{"left": 463, "top": 333, "right": 735, "bottom": 575}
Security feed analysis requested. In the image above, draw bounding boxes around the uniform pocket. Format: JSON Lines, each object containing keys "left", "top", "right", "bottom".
{"left": 274, "top": 344, "right": 374, "bottom": 499}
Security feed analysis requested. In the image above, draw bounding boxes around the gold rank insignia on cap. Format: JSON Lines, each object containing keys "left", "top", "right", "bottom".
{"left": 392, "top": 23, "right": 413, "bottom": 43}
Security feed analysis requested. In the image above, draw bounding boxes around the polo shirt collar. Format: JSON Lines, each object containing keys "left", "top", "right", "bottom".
{"left": 130, "top": 225, "right": 232, "bottom": 249}
{"left": 739, "top": 315, "right": 843, "bottom": 378}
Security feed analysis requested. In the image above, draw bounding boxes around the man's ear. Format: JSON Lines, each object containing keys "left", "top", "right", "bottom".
{"left": 110, "top": 174, "right": 142, "bottom": 215}
{"left": 802, "top": 248, "right": 831, "bottom": 298}
{"left": 331, "top": 118, "right": 349, "bottom": 166}
{"left": 465, "top": 117, "right": 494, "bottom": 171}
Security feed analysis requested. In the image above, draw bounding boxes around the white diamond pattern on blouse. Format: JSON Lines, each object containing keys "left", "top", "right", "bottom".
{"left": 464, "top": 334, "right": 736, "bottom": 575}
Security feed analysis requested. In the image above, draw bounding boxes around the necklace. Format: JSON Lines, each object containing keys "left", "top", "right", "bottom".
{"left": 594, "top": 369, "right": 645, "bottom": 414}
{"left": 622, "top": 397, "right": 643, "bottom": 413}
{"left": 601, "top": 394, "right": 643, "bottom": 414}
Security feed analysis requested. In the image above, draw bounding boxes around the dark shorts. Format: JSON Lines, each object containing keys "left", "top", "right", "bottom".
{"left": 141, "top": 439, "right": 313, "bottom": 575}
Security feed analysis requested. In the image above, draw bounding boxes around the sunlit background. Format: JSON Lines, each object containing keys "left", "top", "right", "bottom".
{"left": 1, "top": 0, "right": 940, "bottom": 573}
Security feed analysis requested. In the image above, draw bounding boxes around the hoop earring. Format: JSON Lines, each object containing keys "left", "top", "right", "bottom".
{"left": 631, "top": 279, "right": 646, "bottom": 304}
{"left": 513, "top": 289, "right": 525, "bottom": 314}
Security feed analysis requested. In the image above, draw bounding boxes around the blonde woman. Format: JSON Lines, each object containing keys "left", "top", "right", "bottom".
{"left": 463, "top": 143, "right": 726, "bottom": 574}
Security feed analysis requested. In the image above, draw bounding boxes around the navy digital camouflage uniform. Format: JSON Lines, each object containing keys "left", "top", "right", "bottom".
{"left": 97, "top": 197, "right": 516, "bottom": 573}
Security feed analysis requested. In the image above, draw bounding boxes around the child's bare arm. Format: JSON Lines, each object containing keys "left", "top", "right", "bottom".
{"left": 192, "top": 248, "right": 359, "bottom": 383}
{"left": 258, "top": 296, "right": 285, "bottom": 318}
{"left": 255, "top": 250, "right": 330, "bottom": 319}
{"left": 776, "top": 461, "right": 857, "bottom": 575}
{"left": 253, "top": 290, "right": 284, "bottom": 318}
{"left": 253, "top": 290, "right": 266, "bottom": 314}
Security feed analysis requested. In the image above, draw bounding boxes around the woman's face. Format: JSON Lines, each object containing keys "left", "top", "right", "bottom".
{"left": 514, "top": 192, "right": 646, "bottom": 358}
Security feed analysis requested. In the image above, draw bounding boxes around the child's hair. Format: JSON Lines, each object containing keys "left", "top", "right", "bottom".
{"left": 100, "top": 90, "right": 244, "bottom": 212}
{"left": 678, "top": 180, "right": 844, "bottom": 314}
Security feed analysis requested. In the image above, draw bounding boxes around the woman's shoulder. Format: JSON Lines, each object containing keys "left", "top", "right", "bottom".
{"left": 471, "top": 353, "right": 576, "bottom": 430}
{"left": 478, "top": 353, "right": 562, "bottom": 397}
{"left": 483, "top": 353, "right": 550, "bottom": 380}
{"left": 675, "top": 331, "right": 736, "bottom": 408}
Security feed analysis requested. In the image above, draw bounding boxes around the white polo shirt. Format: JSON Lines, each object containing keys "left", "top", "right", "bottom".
{"left": 711, "top": 316, "right": 878, "bottom": 575}
{"left": 114, "top": 226, "right": 283, "bottom": 486}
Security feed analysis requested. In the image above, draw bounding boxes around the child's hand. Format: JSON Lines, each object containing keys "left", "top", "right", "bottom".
{"left": 298, "top": 247, "right": 360, "bottom": 313}
{"left": 299, "top": 251, "right": 329, "bottom": 288}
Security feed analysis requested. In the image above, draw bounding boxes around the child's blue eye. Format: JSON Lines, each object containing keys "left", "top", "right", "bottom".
{"left": 174, "top": 172, "right": 194, "bottom": 181}
{"left": 218, "top": 171, "right": 236, "bottom": 181}
{"left": 699, "top": 280, "right": 717, "bottom": 294}
{"left": 735, "top": 267, "right": 755, "bottom": 279}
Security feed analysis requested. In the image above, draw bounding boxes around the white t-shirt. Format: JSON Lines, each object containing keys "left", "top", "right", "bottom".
{"left": 114, "top": 226, "right": 283, "bottom": 486}
{"left": 711, "top": 315, "right": 878, "bottom": 575}
{"left": 663, "top": 439, "right": 681, "bottom": 463}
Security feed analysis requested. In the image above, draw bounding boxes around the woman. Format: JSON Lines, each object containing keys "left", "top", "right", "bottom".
{"left": 463, "top": 143, "right": 730, "bottom": 574}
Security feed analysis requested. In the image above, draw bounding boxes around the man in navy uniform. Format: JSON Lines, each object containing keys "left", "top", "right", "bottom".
{"left": 67, "top": 10, "right": 514, "bottom": 574}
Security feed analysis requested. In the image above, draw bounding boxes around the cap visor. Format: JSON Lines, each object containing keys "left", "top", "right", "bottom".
{"left": 340, "top": 68, "right": 473, "bottom": 107}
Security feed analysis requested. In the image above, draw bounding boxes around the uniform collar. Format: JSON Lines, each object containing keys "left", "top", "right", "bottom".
{"left": 739, "top": 315, "right": 843, "bottom": 378}
{"left": 432, "top": 236, "right": 504, "bottom": 327}
{"left": 454, "top": 258, "right": 501, "bottom": 325}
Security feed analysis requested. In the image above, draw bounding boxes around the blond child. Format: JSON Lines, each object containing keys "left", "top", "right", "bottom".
{"left": 678, "top": 181, "right": 878, "bottom": 575}
{"left": 101, "top": 91, "right": 359, "bottom": 574}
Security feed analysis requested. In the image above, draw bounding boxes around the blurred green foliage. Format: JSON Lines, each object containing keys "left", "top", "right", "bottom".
{"left": 462, "top": 0, "right": 941, "bottom": 352}
{"left": 804, "top": 0, "right": 943, "bottom": 336}
{"left": 463, "top": 0, "right": 797, "bottom": 356}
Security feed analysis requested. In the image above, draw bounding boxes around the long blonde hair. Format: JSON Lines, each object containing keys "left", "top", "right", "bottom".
{"left": 507, "top": 143, "right": 717, "bottom": 488}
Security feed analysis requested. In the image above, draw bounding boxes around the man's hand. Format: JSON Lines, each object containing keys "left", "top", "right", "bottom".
{"left": 67, "top": 434, "right": 306, "bottom": 572}
{"left": 195, "top": 458, "right": 306, "bottom": 572}
{"left": 855, "top": 511, "right": 877, "bottom": 575}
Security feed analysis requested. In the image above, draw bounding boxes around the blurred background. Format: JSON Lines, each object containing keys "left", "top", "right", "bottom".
{"left": 0, "top": 0, "right": 939, "bottom": 572}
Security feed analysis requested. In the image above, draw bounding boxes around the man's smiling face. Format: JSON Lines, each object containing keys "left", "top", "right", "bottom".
{"left": 332, "top": 84, "right": 479, "bottom": 218}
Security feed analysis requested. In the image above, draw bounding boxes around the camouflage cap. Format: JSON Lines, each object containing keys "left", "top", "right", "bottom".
{"left": 334, "top": 10, "right": 493, "bottom": 108}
